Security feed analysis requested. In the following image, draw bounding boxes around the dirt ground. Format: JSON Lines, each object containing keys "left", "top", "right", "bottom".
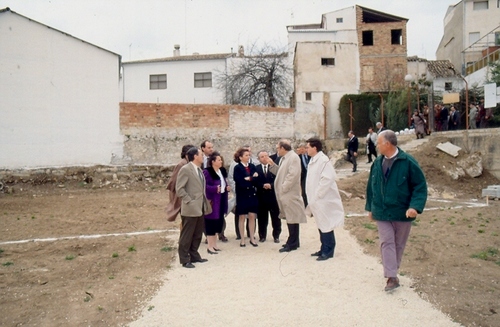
{"left": 0, "top": 136, "right": 499, "bottom": 327}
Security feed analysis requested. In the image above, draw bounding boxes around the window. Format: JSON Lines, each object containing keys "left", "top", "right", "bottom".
{"left": 473, "top": 1, "right": 488, "bottom": 10}
{"left": 445, "top": 82, "right": 452, "bottom": 91}
{"left": 495, "top": 32, "right": 500, "bottom": 46}
{"left": 194, "top": 72, "right": 212, "bottom": 88}
{"left": 362, "top": 30, "right": 373, "bottom": 46}
{"left": 391, "top": 29, "right": 402, "bottom": 45}
{"left": 469, "top": 32, "right": 480, "bottom": 46}
{"left": 336, "top": 17, "right": 343, "bottom": 23}
{"left": 321, "top": 58, "right": 335, "bottom": 66}
{"left": 305, "top": 92, "right": 312, "bottom": 101}
{"left": 149, "top": 74, "right": 167, "bottom": 90}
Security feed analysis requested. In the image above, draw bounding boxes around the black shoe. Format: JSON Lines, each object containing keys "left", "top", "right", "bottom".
{"left": 207, "top": 249, "right": 218, "bottom": 255}
{"left": 316, "top": 254, "right": 332, "bottom": 261}
{"left": 214, "top": 248, "right": 221, "bottom": 251}
{"left": 236, "top": 236, "right": 241, "bottom": 240}
{"left": 219, "top": 235, "right": 228, "bottom": 242}
{"left": 311, "top": 251, "right": 321, "bottom": 257}
{"left": 240, "top": 243, "right": 246, "bottom": 247}
{"left": 274, "top": 238, "right": 280, "bottom": 243}
{"left": 259, "top": 238, "right": 266, "bottom": 243}
{"left": 279, "top": 246, "right": 297, "bottom": 253}
{"left": 366, "top": 161, "right": 372, "bottom": 164}
{"left": 250, "top": 241, "right": 258, "bottom": 247}
{"left": 182, "top": 262, "right": 195, "bottom": 268}
{"left": 192, "top": 258, "right": 208, "bottom": 263}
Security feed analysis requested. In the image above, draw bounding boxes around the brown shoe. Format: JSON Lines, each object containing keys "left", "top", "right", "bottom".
{"left": 384, "top": 277, "right": 400, "bottom": 291}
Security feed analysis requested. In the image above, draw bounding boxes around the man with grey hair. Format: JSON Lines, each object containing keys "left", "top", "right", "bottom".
{"left": 365, "top": 130, "right": 427, "bottom": 291}
{"left": 266, "top": 139, "right": 307, "bottom": 252}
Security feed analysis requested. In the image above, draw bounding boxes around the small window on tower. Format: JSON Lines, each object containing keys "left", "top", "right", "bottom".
{"left": 305, "top": 92, "right": 312, "bottom": 101}
{"left": 391, "top": 29, "right": 402, "bottom": 45}
{"left": 321, "top": 58, "right": 335, "bottom": 66}
{"left": 336, "top": 17, "right": 343, "bottom": 23}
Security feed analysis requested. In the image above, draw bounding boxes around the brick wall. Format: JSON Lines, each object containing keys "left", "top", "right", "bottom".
{"left": 119, "top": 103, "right": 295, "bottom": 165}
{"left": 356, "top": 6, "right": 408, "bottom": 92}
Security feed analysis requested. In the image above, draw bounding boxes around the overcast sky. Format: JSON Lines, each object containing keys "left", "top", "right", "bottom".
{"left": 1, "top": 0, "right": 454, "bottom": 61}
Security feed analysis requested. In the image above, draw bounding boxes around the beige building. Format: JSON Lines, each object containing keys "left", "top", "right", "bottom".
{"left": 288, "top": 5, "right": 408, "bottom": 138}
{"left": 436, "top": 0, "right": 500, "bottom": 75}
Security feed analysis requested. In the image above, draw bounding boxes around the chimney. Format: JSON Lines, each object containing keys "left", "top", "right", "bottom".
{"left": 238, "top": 45, "right": 244, "bottom": 57}
{"left": 173, "top": 44, "right": 180, "bottom": 57}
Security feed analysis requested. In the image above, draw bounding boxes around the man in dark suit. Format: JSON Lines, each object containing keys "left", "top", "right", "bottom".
{"left": 296, "top": 144, "right": 310, "bottom": 207}
{"left": 175, "top": 147, "right": 211, "bottom": 268}
{"left": 269, "top": 152, "right": 280, "bottom": 165}
{"left": 346, "top": 130, "right": 359, "bottom": 172}
{"left": 255, "top": 150, "right": 281, "bottom": 243}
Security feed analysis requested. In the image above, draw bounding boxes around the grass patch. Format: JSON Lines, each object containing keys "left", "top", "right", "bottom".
{"left": 65, "top": 254, "right": 75, "bottom": 260}
{"left": 362, "top": 223, "right": 377, "bottom": 230}
{"left": 112, "top": 252, "right": 119, "bottom": 258}
{"left": 0, "top": 248, "right": 4, "bottom": 255}
{"left": 2, "top": 261, "right": 14, "bottom": 266}
{"left": 161, "top": 246, "right": 174, "bottom": 252}
{"left": 364, "top": 238, "right": 375, "bottom": 244}
{"left": 128, "top": 245, "right": 136, "bottom": 252}
{"left": 471, "top": 248, "right": 499, "bottom": 262}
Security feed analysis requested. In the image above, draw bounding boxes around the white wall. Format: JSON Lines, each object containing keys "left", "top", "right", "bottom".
{"left": 0, "top": 11, "right": 123, "bottom": 169}
{"left": 122, "top": 58, "right": 228, "bottom": 104}
{"left": 293, "top": 42, "right": 359, "bottom": 139}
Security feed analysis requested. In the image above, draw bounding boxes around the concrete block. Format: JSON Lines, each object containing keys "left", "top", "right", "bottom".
{"left": 482, "top": 185, "right": 500, "bottom": 198}
{"left": 436, "top": 142, "right": 462, "bottom": 157}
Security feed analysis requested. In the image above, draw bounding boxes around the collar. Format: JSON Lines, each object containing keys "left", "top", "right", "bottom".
{"left": 384, "top": 148, "right": 399, "bottom": 159}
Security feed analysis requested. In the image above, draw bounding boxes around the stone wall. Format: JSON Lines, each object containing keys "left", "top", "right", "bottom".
{"left": 119, "top": 103, "right": 295, "bottom": 166}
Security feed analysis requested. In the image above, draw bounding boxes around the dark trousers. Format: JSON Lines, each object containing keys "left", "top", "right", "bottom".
{"left": 178, "top": 215, "right": 204, "bottom": 264}
{"left": 318, "top": 229, "right": 336, "bottom": 257}
{"left": 234, "top": 215, "right": 250, "bottom": 239}
{"left": 286, "top": 223, "right": 300, "bottom": 249}
{"left": 257, "top": 200, "right": 281, "bottom": 240}
{"left": 367, "top": 144, "right": 377, "bottom": 162}
{"left": 346, "top": 150, "right": 357, "bottom": 170}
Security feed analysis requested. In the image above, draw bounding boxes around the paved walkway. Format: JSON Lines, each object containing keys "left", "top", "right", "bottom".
{"left": 130, "top": 135, "right": 459, "bottom": 327}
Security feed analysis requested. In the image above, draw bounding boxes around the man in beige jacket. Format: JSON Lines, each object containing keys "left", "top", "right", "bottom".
{"left": 267, "top": 139, "right": 307, "bottom": 252}
{"left": 175, "top": 147, "right": 212, "bottom": 268}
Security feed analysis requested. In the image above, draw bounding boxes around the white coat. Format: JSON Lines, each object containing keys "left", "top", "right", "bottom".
{"left": 305, "top": 151, "right": 344, "bottom": 232}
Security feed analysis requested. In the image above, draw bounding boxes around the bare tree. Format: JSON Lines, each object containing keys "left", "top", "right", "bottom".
{"left": 216, "top": 43, "right": 292, "bottom": 107}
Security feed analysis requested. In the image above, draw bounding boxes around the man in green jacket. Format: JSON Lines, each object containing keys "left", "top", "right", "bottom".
{"left": 365, "top": 130, "right": 427, "bottom": 291}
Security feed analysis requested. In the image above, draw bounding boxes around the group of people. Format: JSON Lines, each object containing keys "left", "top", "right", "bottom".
{"left": 468, "top": 100, "right": 494, "bottom": 129}
{"left": 166, "top": 132, "right": 428, "bottom": 293}
{"left": 166, "top": 138, "right": 346, "bottom": 269}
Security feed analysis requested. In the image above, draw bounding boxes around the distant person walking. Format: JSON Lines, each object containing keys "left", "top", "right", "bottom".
{"left": 345, "top": 131, "right": 358, "bottom": 172}
{"left": 365, "top": 127, "right": 377, "bottom": 163}
{"left": 365, "top": 130, "right": 427, "bottom": 291}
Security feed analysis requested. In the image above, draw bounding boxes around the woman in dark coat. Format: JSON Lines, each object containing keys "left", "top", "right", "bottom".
{"left": 203, "top": 151, "right": 230, "bottom": 254}
{"left": 233, "top": 147, "right": 259, "bottom": 247}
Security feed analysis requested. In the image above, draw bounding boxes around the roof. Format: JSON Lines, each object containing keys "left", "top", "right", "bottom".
{"left": 358, "top": 5, "right": 408, "bottom": 23}
{"left": 0, "top": 7, "right": 121, "bottom": 58}
{"left": 407, "top": 56, "right": 428, "bottom": 62}
{"left": 123, "top": 53, "right": 236, "bottom": 64}
{"left": 427, "top": 60, "right": 457, "bottom": 78}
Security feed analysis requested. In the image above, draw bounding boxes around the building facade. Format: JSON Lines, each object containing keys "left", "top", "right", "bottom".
{"left": 0, "top": 8, "right": 123, "bottom": 169}
{"left": 436, "top": 0, "right": 500, "bottom": 75}
{"left": 288, "top": 5, "right": 408, "bottom": 138}
{"left": 121, "top": 46, "right": 240, "bottom": 104}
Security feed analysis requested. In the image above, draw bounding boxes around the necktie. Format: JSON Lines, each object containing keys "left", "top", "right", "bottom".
{"left": 198, "top": 168, "right": 204, "bottom": 183}
{"left": 264, "top": 165, "right": 267, "bottom": 175}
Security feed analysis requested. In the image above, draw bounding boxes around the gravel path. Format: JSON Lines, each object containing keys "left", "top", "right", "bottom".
{"left": 129, "top": 211, "right": 460, "bottom": 327}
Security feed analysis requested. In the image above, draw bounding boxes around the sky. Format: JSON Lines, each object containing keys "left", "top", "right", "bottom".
{"left": 1, "top": 0, "right": 455, "bottom": 61}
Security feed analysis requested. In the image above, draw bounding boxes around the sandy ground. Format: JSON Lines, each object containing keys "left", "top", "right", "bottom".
{"left": 129, "top": 212, "right": 461, "bottom": 327}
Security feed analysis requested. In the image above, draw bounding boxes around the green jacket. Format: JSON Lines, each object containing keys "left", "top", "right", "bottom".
{"left": 365, "top": 148, "right": 427, "bottom": 221}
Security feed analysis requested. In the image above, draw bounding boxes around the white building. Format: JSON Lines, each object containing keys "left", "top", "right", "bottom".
{"left": 121, "top": 45, "right": 241, "bottom": 104}
{"left": 288, "top": 5, "right": 408, "bottom": 138}
{"left": 436, "top": 0, "right": 500, "bottom": 75}
{"left": 0, "top": 8, "right": 124, "bottom": 169}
